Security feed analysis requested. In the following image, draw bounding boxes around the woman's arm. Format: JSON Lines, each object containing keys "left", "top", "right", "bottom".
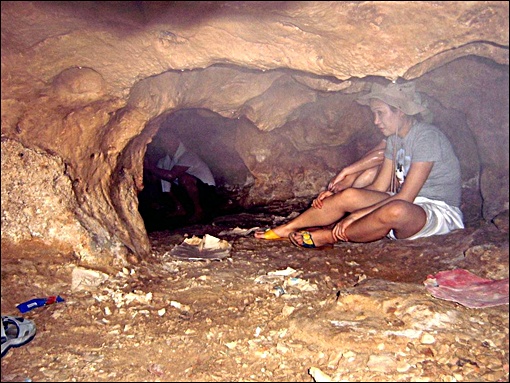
{"left": 361, "top": 160, "right": 433, "bottom": 209}
{"left": 328, "top": 139, "right": 386, "bottom": 192}
{"left": 365, "top": 157, "right": 393, "bottom": 192}
{"left": 342, "top": 139, "right": 386, "bottom": 175}
{"left": 392, "top": 161, "right": 433, "bottom": 202}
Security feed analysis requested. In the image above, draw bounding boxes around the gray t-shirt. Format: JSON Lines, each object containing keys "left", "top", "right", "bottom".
{"left": 385, "top": 122, "right": 462, "bottom": 207}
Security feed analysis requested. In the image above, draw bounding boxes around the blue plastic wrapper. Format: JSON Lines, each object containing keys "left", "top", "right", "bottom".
{"left": 16, "top": 296, "right": 65, "bottom": 313}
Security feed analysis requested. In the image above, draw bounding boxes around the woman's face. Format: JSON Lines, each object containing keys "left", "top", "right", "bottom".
{"left": 369, "top": 99, "right": 405, "bottom": 137}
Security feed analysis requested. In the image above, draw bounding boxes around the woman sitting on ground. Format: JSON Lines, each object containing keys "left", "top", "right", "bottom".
{"left": 254, "top": 81, "right": 464, "bottom": 248}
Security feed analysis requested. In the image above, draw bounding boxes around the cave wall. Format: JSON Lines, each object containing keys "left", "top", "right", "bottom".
{"left": 1, "top": 1, "right": 508, "bottom": 266}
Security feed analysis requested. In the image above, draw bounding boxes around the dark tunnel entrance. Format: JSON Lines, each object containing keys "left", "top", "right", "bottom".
{"left": 138, "top": 108, "right": 252, "bottom": 232}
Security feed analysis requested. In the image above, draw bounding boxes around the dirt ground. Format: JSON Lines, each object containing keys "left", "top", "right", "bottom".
{"left": 1, "top": 202, "right": 509, "bottom": 382}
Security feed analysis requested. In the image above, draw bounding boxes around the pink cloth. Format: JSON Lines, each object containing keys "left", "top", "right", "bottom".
{"left": 423, "top": 269, "right": 509, "bottom": 308}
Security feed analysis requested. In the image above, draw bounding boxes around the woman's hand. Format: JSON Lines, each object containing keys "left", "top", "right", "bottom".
{"left": 312, "top": 190, "right": 334, "bottom": 209}
{"left": 328, "top": 178, "right": 352, "bottom": 193}
{"left": 328, "top": 171, "right": 358, "bottom": 193}
{"left": 332, "top": 215, "right": 354, "bottom": 242}
{"left": 328, "top": 171, "right": 347, "bottom": 191}
{"left": 332, "top": 210, "right": 368, "bottom": 242}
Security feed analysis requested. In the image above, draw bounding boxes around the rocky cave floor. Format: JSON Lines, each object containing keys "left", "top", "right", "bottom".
{"left": 1, "top": 200, "right": 509, "bottom": 382}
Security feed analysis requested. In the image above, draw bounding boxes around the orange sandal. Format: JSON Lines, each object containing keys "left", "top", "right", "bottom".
{"left": 254, "top": 228, "right": 288, "bottom": 241}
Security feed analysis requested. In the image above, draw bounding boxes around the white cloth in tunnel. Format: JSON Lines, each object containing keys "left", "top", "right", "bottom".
{"left": 157, "top": 141, "right": 216, "bottom": 192}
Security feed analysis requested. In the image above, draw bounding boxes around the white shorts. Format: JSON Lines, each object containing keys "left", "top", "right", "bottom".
{"left": 387, "top": 196, "right": 464, "bottom": 240}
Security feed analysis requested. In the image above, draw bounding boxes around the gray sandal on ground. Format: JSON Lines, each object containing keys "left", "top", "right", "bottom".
{"left": 1, "top": 315, "right": 36, "bottom": 358}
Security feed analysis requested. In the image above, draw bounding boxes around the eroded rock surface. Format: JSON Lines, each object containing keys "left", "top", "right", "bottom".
{"left": 1, "top": 1, "right": 508, "bottom": 273}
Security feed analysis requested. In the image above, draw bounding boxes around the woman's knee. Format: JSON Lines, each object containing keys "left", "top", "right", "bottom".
{"left": 379, "top": 200, "right": 412, "bottom": 224}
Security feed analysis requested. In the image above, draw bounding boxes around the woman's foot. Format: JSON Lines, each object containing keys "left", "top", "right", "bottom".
{"left": 254, "top": 227, "right": 289, "bottom": 240}
{"left": 288, "top": 229, "right": 335, "bottom": 249}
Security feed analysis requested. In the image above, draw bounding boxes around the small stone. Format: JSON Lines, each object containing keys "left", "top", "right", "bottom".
{"left": 281, "top": 305, "right": 295, "bottom": 316}
{"left": 420, "top": 333, "right": 435, "bottom": 344}
{"left": 276, "top": 342, "right": 290, "bottom": 354}
{"left": 396, "top": 361, "right": 412, "bottom": 372}
{"left": 225, "top": 341, "right": 238, "bottom": 349}
{"left": 308, "top": 367, "right": 333, "bottom": 382}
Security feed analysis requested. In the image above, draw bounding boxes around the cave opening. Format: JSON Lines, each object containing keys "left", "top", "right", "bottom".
{"left": 138, "top": 108, "right": 253, "bottom": 232}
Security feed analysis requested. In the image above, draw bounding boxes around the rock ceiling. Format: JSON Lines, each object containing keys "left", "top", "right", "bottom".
{"left": 2, "top": 2, "right": 508, "bottom": 96}
{"left": 1, "top": 1, "right": 508, "bottom": 266}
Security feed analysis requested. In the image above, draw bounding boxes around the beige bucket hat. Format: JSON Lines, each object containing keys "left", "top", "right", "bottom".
{"left": 357, "top": 82, "right": 428, "bottom": 116}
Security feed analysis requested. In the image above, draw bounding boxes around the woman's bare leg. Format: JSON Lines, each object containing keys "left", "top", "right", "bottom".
{"left": 342, "top": 200, "right": 427, "bottom": 242}
{"left": 255, "top": 188, "right": 389, "bottom": 239}
{"left": 291, "top": 200, "right": 427, "bottom": 247}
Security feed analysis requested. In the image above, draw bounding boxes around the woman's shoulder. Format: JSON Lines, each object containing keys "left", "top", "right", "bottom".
{"left": 415, "top": 121, "right": 438, "bottom": 130}
{"left": 412, "top": 122, "right": 446, "bottom": 138}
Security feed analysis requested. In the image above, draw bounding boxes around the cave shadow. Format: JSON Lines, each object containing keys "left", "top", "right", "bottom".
{"left": 138, "top": 108, "right": 249, "bottom": 233}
